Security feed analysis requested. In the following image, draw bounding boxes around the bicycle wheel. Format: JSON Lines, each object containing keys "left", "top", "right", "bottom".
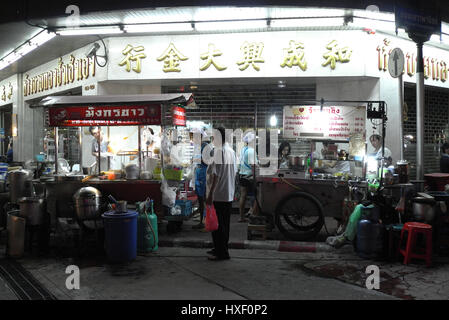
{"left": 275, "top": 192, "right": 324, "bottom": 241}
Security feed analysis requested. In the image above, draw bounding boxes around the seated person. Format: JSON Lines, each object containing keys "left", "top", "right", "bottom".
{"left": 278, "top": 141, "right": 291, "bottom": 169}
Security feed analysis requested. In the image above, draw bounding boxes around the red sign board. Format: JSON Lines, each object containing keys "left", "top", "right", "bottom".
{"left": 172, "top": 106, "right": 186, "bottom": 126}
{"left": 47, "top": 104, "right": 161, "bottom": 127}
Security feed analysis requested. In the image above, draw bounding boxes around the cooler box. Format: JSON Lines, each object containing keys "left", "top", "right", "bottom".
{"left": 175, "top": 199, "right": 192, "bottom": 217}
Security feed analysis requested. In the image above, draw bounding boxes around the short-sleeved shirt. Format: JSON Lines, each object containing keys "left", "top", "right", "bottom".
{"left": 91, "top": 138, "right": 108, "bottom": 154}
{"left": 209, "top": 143, "right": 237, "bottom": 202}
{"left": 370, "top": 147, "right": 392, "bottom": 160}
{"left": 239, "top": 145, "right": 257, "bottom": 176}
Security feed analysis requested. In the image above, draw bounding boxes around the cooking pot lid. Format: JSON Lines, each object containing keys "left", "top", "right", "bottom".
{"left": 18, "top": 197, "right": 42, "bottom": 203}
{"left": 102, "top": 210, "right": 138, "bottom": 219}
{"left": 73, "top": 186, "right": 102, "bottom": 199}
{"left": 413, "top": 197, "right": 436, "bottom": 204}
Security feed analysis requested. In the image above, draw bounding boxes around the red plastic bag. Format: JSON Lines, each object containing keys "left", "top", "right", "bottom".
{"left": 205, "top": 205, "right": 218, "bottom": 232}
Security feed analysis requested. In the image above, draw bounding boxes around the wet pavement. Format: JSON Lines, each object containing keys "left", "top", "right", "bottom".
{"left": 0, "top": 210, "right": 448, "bottom": 300}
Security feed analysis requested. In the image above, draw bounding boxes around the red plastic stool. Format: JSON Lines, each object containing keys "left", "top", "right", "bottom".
{"left": 399, "top": 222, "right": 433, "bottom": 267}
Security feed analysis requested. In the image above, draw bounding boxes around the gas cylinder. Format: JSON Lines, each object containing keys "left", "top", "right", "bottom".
{"left": 137, "top": 200, "right": 159, "bottom": 253}
{"left": 356, "top": 205, "right": 385, "bottom": 260}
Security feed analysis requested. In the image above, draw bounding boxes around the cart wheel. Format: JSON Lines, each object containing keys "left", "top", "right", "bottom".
{"left": 274, "top": 192, "right": 324, "bottom": 241}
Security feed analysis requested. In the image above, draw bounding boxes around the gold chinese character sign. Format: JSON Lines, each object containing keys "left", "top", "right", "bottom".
{"left": 281, "top": 40, "right": 307, "bottom": 71}
{"left": 200, "top": 44, "right": 227, "bottom": 71}
{"left": 157, "top": 43, "right": 188, "bottom": 73}
{"left": 236, "top": 41, "right": 265, "bottom": 71}
{"left": 322, "top": 40, "right": 352, "bottom": 70}
{"left": 119, "top": 44, "right": 147, "bottom": 73}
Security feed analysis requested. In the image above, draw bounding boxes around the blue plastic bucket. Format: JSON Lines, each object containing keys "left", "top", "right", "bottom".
{"left": 102, "top": 210, "right": 138, "bottom": 263}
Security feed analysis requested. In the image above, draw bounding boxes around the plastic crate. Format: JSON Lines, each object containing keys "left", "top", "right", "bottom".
{"left": 163, "top": 169, "right": 183, "bottom": 181}
{"left": 175, "top": 199, "right": 192, "bottom": 217}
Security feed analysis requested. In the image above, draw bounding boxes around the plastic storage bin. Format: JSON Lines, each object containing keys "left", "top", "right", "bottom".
{"left": 102, "top": 210, "right": 138, "bottom": 263}
{"left": 175, "top": 199, "right": 192, "bottom": 217}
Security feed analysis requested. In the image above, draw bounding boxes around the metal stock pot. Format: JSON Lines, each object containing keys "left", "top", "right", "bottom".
{"left": 73, "top": 187, "right": 102, "bottom": 221}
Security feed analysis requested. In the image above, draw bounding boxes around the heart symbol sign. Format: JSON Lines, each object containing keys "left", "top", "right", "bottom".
{"left": 299, "top": 108, "right": 305, "bottom": 113}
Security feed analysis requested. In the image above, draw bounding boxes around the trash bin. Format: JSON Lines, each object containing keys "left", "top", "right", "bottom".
{"left": 6, "top": 211, "right": 26, "bottom": 258}
{"left": 102, "top": 210, "right": 138, "bottom": 263}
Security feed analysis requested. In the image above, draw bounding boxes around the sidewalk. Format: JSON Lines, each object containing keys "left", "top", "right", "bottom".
{"left": 157, "top": 211, "right": 340, "bottom": 253}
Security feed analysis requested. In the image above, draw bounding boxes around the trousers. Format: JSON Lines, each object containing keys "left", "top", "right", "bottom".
{"left": 211, "top": 201, "right": 232, "bottom": 258}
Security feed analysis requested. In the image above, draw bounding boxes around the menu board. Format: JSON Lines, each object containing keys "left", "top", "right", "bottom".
{"left": 283, "top": 105, "right": 366, "bottom": 141}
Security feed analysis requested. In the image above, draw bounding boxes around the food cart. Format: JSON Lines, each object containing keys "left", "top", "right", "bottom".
{"left": 31, "top": 93, "right": 196, "bottom": 229}
{"left": 256, "top": 100, "right": 388, "bottom": 241}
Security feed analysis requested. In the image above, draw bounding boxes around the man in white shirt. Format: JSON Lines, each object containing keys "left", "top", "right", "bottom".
{"left": 369, "top": 134, "right": 392, "bottom": 166}
{"left": 206, "top": 127, "right": 237, "bottom": 261}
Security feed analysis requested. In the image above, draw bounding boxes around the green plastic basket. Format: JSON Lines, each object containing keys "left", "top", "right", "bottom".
{"left": 163, "top": 168, "right": 183, "bottom": 181}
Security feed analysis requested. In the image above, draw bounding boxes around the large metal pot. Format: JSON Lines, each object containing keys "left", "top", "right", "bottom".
{"left": 18, "top": 197, "right": 45, "bottom": 226}
{"left": 73, "top": 186, "right": 102, "bottom": 221}
{"left": 125, "top": 164, "right": 139, "bottom": 180}
{"left": 8, "top": 169, "right": 34, "bottom": 204}
{"left": 412, "top": 196, "right": 436, "bottom": 222}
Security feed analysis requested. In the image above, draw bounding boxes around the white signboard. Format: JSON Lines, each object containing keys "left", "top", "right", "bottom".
{"left": 388, "top": 48, "right": 405, "bottom": 78}
{"left": 283, "top": 105, "right": 366, "bottom": 141}
{"left": 108, "top": 30, "right": 366, "bottom": 81}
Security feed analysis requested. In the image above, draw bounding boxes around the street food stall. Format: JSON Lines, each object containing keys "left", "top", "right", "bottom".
{"left": 31, "top": 93, "right": 196, "bottom": 229}
{"left": 256, "top": 100, "right": 390, "bottom": 241}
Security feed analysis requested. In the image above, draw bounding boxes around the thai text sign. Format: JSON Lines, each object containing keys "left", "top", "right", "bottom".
{"left": 47, "top": 104, "right": 161, "bottom": 127}
{"left": 283, "top": 105, "right": 366, "bottom": 140}
{"left": 172, "top": 106, "right": 186, "bottom": 126}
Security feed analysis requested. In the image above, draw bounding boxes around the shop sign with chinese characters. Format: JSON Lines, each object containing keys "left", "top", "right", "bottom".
{"left": 108, "top": 30, "right": 362, "bottom": 80}
{"left": 46, "top": 104, "right": 161, "bottom": 127}
{"left": 0, "top": 75, "right": 17, "bottom": 107}
{"left": 283, "top": 105, "right": 366, "bottom": 141}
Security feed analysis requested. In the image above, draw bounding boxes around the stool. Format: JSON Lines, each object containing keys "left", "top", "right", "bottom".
{"left": 399, "top": 222, "right": 433, "bottom": 267}
{"left": 247, "top": 224, "right": 267, "bottom": 240}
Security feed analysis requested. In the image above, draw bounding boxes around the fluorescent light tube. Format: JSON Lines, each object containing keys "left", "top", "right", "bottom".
{"left": 270, "top": 17, "right": 344, "bottom": 28}
{"left": 125, "top": 23, "right": 193, "bottom": 33}
{"left": 195, "top": 20, "right": 267, "bottom": 31}
{"left": 0, "top": 30, "right": 56, "bottom": 71}
{"left": 58, "top": 27, "right": 123, "bottom": 35}
{"left": 350, "top": 18, "right": 395, "bottom": 31}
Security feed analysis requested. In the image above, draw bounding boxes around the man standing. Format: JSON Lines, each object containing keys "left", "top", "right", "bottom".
{"left": 206, "top": 127, "right": 237, "bottom": 261}
{"left": 89, "top": 126, "right": 111, "bottom": 173}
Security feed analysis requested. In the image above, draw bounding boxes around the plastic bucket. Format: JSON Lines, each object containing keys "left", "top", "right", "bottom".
{"left": 102, "top": 210, "right": 138, "bottom": 263}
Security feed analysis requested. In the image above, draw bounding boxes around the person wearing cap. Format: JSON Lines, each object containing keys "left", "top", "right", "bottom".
{"left": 238, "top": 131, "right": 258, "bottom": 223}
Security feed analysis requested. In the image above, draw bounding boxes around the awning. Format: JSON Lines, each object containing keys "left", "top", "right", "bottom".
{"left": 33, "top": 93, "right": 195, "bottom": 108}
{"left": 35, "top": 93, "right": 195, "bottom": 127}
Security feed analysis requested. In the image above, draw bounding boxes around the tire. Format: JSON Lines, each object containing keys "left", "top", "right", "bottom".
{"left": 274, "top": 192, "right": 324, "bottom": 241}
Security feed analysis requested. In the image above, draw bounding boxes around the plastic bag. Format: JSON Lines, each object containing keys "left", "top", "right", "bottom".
{"left": 161, "top": 179, "right": 176, "bottom": 207}
{"left": 205, "top": 205, "right": 218, "bottom": 232}
{"left": 161, "top": 133, "right": 171, "bottom": 157}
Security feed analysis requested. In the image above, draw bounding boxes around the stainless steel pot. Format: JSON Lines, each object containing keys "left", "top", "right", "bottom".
{"left": 73, "top": 186, "right": 102, "bottom": 221}
{"left": 125, "top": 164, "right": 139, "bottom": 180}
{"left": 8, "top": 169, "right": 34, "bottom": 204}
{"left": 412, "top": 196, "right": 435, "bottom": 221}
{"left": 18, "top": 197, "right": 45, "bottom": 226}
